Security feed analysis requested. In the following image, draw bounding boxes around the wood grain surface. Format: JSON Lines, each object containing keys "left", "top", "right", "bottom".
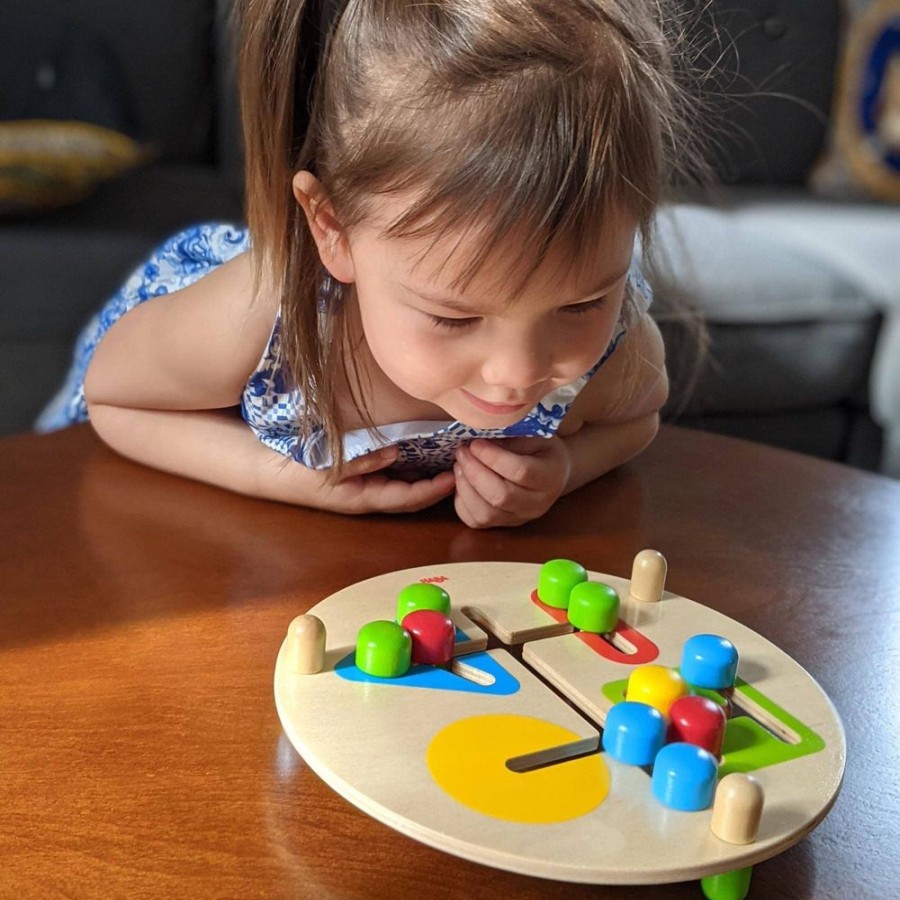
{"left": 2, "top": 424, "right": 898, "bottom": 899}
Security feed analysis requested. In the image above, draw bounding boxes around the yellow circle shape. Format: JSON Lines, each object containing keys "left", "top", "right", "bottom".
{"left": 427, "top": 714, "right": 609, "bottom": 824}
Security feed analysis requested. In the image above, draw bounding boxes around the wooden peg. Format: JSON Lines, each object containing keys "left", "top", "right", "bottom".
{"left": 285, "top": 614, "right": 327, "bottom": 674}
{"left": 710, "top": 773, "right": 764, "bottom": 844}
{"left": 629, "top": 549, "right": 667, "bottom": 603}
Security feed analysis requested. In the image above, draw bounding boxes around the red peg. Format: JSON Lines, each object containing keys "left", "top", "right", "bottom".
{"left": 667, "top": 695, "right": 727, "bottom": 758}
{"left": 401, "top": 609, "right": 455, "bottom": 666}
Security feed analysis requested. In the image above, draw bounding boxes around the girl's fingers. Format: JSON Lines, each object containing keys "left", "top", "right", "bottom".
{"left": 453, "top": 483, "right": 482, "bottom": 529}
{"left": 454, "top": 461, "right": 509, "bottom": 527}
{"left": 363, "top": 468, "right": 456, "bottom": 513}
{"left": 453, "top": 466, "right": 485, "bottom": 528}
{"left": 456, "top": 446, "right": 521, "bottom": 510}
{"left": 340, "top": 445, "right": 399, "bottom": 479}
{"left": 464, "top": 440, "right": 542, "bottom": 489}
{"left": 489, "top": 436, "right": 547, "bottom": 456}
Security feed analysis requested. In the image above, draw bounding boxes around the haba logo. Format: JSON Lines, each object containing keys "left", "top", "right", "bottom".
{"left": 420, "top": 575, "right": 449, "bottom": 584}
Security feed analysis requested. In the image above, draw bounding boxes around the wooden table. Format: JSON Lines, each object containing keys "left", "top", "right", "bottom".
{"left": 2, "top": 424, "right": 898, "bottom": 899}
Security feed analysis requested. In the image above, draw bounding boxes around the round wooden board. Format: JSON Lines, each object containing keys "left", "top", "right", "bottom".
{"left": 274, "top": 562, "right": 845, "bottom": 884}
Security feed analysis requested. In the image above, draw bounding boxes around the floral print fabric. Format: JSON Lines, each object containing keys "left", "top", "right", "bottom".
{"left": 37, "top": 223, "right": 651, "bottom": 476}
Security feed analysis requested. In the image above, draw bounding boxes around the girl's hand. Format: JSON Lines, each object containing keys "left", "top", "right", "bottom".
{"left": 453, "top": 437, "right": 571, "bottom": 528}
{"left": 310, "top": 446, "right": 456, "bottom": 515}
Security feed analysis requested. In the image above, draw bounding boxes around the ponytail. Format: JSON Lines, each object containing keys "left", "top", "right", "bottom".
{"left": 237, "top": 0, "right": 356, "bottom": 470}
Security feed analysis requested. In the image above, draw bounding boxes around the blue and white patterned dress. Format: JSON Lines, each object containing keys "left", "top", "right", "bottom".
{"left": 37, "top": 223, "right": 652, "bottom": 475}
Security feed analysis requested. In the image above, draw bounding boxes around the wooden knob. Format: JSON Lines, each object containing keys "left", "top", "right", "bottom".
{"left": 285, "top": 614, "right": 326, "bottom": 674}
{"left": 710, "top": 773, "right": 764, "bottom": 844}
{"left": 629, "top": 549, "right": 667, "bottom": 603}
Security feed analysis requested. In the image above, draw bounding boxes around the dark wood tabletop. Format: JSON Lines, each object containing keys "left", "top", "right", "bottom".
{"left": 2, "top": 424, "right": 898, "bottom": 899}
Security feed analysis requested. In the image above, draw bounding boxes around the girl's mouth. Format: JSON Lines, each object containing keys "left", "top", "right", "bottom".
{"left": 461, "top": 389, "right": 531, "bottom": 416}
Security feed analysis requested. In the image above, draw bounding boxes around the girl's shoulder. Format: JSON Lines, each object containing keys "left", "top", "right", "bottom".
{"left": 560, "top": 310, "right": 666, "bottom": 434}
{"left": 96, "top": 223, "right": 255, "bottom": 317}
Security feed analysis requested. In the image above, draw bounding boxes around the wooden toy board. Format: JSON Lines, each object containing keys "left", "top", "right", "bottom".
{"left": 274, "top": 562, "right": 845, "bottom": 885}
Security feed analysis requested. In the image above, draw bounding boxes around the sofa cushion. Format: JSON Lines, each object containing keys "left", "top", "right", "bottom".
{"left": 0, "top": 2, "right": 152, "bottom": 213}
{"left": 674, "top": 407, "right": 880, "bottom": 467}
{"left": 0, "top": 340, "right": 84, "bottom": 437}
{"left": 43, "top": 0, "right": 217, "bottom": 162}
{"left": 0, "top": 3, "right": 136, "bottom": 135}
{"left": 0, "top": 162, "right": 245, "bottom": 436}
{"left": 685, "top": 0, "right": 841, "bottom": 184}
{"left": 650, "top": 193, "right": 886, "bottom": 416}
{"left": 714, "top": 189, "right": 900, "bottom": 475}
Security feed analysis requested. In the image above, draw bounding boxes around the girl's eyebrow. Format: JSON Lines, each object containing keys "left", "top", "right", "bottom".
{"left": 562, "top": 266, "right": 632, "bottom": 304}
{"left": 403, "top": 264, "right": 631, "bottom": 312}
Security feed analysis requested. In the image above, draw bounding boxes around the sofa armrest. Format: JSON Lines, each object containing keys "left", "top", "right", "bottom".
{"left": 870, "top": 315, "right": 900, "bottom": 476}
{"left": 722, "top": 197, "right": 900, "bottom": 475}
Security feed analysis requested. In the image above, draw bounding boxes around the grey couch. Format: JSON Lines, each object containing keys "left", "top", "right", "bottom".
{"left": 652, "top": 0, "right": 899, "bottom": 476}
{"left": 0, "top": 0, "right": 243, "bottom": 433}
{"left": 2, "top": 0, "right": 898, "bottom": 478}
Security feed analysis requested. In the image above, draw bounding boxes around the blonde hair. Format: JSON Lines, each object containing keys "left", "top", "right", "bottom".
{"left": 238, "top": 0, "right": 703, "bottom": 470}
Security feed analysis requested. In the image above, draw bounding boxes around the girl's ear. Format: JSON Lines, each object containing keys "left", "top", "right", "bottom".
{"left": 292, "top": 171, "right": 355, "bottom": 283}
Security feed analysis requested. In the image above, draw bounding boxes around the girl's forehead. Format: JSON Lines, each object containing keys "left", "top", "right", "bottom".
{"left": 357, "top": 203, "right": 637, "bottom": 300}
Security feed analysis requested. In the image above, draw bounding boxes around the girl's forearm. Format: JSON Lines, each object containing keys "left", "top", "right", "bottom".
{"left": 87, "top": 404, "right": 458, "bottom": 517}
{"left": 86, "top": 403, "right": 321, "bottom": 503}
{"left": 560, "top": 413, "right": 660, "bottom": 494}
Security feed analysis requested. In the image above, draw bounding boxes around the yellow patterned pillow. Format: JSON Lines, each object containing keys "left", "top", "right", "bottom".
{"left": 811, "top": 0, "right": 900, "bottom": 201}
{"left": 0, "top": 120, "right": 147, "bottom": 215}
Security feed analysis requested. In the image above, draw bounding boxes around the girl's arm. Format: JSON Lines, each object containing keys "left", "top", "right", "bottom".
{"left": 86, "top": 404, "right": 455, "bottom": 513}
{"left": 559, "top": 411, "right": 661, "bottom": 493}
{"left": 83, "top": 253, "right": 275, "bottom": 411}
{"left": 84, "top": 252, "right": 456, "bottom": 514}
{"left": 559, "top": 311, "right": 668, "bottom": 493}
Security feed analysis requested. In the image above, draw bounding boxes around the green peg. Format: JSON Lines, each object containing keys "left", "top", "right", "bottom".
{"left": 567, "top": 581, "right": 620, "bottom": 632}
{"left": 537, "top": 559, "right": 587, "bottom": 609}
{"left": 355, "top": 620, "right": 412, "bottom": 678}
{"left": 700, "top": 866, "right": 753, "bottom": 900}
{"left": 396, "top": 583, "right": 451, "bottom": 623}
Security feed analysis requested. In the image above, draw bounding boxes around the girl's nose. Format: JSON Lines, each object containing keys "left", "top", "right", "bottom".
{"left": 481, "top": 332, "right": 550, "bottom": 391}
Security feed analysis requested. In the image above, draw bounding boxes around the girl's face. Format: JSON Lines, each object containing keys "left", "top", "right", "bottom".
{"left": 345, "top": 206, "right": 637, "bottom": 429}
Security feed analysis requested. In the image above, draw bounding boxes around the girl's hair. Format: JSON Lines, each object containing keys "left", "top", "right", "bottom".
{"left": 237, "top": 0, "right": 705, "bottom": 470}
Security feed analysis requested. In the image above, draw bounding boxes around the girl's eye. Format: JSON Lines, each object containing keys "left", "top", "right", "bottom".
{"left": 562, "top": 297, "right": 607, "bottom": 316}
{"left": 429, "top": 315, "right": 480, "bottom": 330}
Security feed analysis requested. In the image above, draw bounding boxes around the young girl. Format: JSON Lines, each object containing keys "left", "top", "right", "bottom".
{"left": 38, "top": 0, "right": 688, "bottom": 529}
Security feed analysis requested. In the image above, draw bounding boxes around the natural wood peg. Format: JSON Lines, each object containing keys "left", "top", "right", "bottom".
{"left": 286, "top": 614, "right": 327, "bottom": 674}
{"left": 710, "top": 773, "right": 764, "bottom": 844}
{"left": 629, "top": 549, "right": 667, "bottom": 603}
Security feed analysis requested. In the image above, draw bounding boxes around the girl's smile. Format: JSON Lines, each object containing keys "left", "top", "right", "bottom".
{"left": 460, "top": 390, "right": 532, "bottom": 418}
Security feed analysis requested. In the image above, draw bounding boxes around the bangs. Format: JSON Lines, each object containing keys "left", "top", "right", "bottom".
{"left": 326, "top": 19, "right": 663, "bottom": 294}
